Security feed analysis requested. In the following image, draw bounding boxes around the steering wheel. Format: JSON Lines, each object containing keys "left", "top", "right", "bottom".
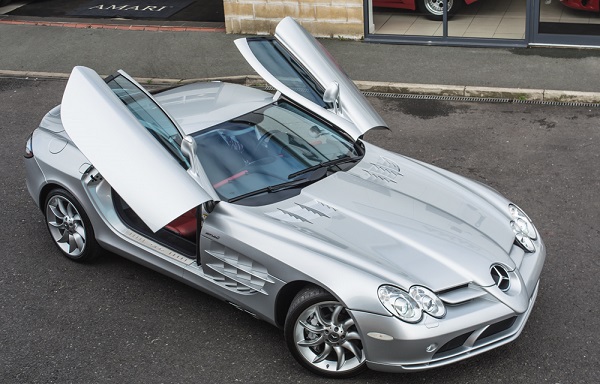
{"left": 255, "top": 130, "right": 283, "bottom": 152}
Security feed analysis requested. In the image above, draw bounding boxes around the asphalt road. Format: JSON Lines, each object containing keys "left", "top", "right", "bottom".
{"left": 1, "top": 77, "right": 599, "bottom": 383}
{"left": 2, "top": 24, "right": 600, "bottom": 93}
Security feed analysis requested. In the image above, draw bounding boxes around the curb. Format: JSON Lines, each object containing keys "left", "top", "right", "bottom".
{"left": 0, "top": 19, "right": 225, "bottom": 32}
{"left": 2, "top": 70, "right": 600, "bottom": 104}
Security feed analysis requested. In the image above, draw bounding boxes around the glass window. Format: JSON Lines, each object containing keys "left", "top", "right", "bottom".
{"left": 192, "top": 101, "right": 360, "bottom": 200}
{"left": 247, "top": 39, "right": 328, "bottom": 107}
{"left": 106, "top": 74, "right": 189, "bottom": 168}
{"left": 539, "top": 0, "right": 600, "bottom": 36}
{"left": 372, "top": 0, "right": 526, "bottom": 40}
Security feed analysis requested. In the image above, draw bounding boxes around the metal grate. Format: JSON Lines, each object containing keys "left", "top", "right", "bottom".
{"left": 362, "top": 92, "right": 600, "bottom": 108}
{"left": 259, "top": 85, "right": 600, "bottom": 107}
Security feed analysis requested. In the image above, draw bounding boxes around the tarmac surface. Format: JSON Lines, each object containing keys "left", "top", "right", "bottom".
{"left": 1, "top": 18, "right": 600, "bottom": 101}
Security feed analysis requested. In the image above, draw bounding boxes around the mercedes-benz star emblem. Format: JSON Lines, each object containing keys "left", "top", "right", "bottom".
{"left": 491, "top": 264, "right": 510, "bottom": 292}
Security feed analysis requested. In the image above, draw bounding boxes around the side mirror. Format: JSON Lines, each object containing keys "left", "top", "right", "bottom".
{"left": 323, "top": 81, "right": 340, "bottom": 114}
{"left": 180, "top": 135, "right": 199, "bottom": 174}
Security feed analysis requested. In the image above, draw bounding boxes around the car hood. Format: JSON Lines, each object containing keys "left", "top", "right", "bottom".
{"left": 244, "top": 143, "right": 516, "bottom": 292}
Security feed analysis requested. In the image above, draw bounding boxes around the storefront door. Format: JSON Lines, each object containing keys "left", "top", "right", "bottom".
{"left": 532, "top": 0, "right": 600, "bottom": 46}
{"left": 367, "top": 0, "right": 530, "bottom": 46}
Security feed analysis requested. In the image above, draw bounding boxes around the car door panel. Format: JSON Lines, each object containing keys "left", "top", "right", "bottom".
{"left": 235, "top": 17, "right": 388, "bottom": 139}
{"left": 61, "top": 66, "right": 213, "bottom": 232}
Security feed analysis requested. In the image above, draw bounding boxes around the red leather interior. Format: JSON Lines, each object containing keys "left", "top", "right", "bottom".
{"left": 165, "top": 208, "right": 197, "bottom": 240}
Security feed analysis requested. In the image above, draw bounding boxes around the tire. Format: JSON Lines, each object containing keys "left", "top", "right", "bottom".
{"left": 418, "top": 0, "right": 462, "bottom": 21}
{"left": 44, "top": 188, "right": 101, "bottom": 262}
{"left": 284, "top": 285, "right": 366, "bottom": 378}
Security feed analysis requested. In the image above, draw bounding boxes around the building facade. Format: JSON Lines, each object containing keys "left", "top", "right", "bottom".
{"left": 223, "top": 0, "right": 600, "bottom": 47}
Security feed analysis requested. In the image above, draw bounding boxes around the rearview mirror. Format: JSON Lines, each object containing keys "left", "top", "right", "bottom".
{"left": 323, "top": 82, "right": 340, "bottom": 114}
{"left": 181, "top": 135, "right": 199, "bottom": 174}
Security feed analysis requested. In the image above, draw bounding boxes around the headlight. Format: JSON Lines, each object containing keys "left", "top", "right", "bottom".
{"left": 24, "top": 133, "right": 34, "bottom": 159}
{"left": 509, "top": 204, "right": 537, "bottom": 252}
{"left": 409, "top": 286, "right": 446, "bottom": 318}
{"left": 378, "top": 285, "right": 421, "bottom": 323}
{"left": 378, "top": 285, "right": 446, "bottom": 323}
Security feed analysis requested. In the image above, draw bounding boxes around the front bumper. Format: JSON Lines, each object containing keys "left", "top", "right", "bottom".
{"left": 350, "top": 225, "right": 545, "bottom": 373}
{"left": 353, "top": 281, "right": 539, "bottom": 372}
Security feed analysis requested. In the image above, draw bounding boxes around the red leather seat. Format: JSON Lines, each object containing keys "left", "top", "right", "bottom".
{"left": 165, "top": 208, "right": 197, "bottom": 240}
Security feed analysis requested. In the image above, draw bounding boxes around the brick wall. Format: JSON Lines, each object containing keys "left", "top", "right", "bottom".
{"left": 223, "top": 0, "right": 365, "bottom": 39}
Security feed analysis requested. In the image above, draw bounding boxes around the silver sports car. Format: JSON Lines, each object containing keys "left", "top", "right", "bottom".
{"left": 24, "top": 17, "right": 545, "bottom": 378}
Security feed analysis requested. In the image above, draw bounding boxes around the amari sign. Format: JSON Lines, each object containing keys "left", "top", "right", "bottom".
{"left": 69, "top": 1, "right": 194, "bottom": 18}
{"left": 90, "top": 5, "right": 171, "bottom": 12}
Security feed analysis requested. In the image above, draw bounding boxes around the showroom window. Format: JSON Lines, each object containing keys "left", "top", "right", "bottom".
{"left": 366, "top": 0, "right": 600, "bottom": 47}
{"left": 367, "top": 0, "right": 529, "bottom": 46}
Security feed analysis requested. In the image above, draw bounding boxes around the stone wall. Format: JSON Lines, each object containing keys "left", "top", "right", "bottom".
{"left": 223, "top": 0, "right": 365, "bottom": 39}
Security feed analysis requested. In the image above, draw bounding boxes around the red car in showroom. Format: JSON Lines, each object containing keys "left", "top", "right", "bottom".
{"left": 560, "top": 0, "right": 599, "bottom": 12}
{"left": 373, "top": 0, "right": 599, "bottom": 21}
{"left": 373, "top": 0, "right": 477, "bottom": 20}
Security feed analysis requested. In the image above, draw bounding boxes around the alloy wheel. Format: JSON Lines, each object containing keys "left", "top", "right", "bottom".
{"left": 424, "top": 0, "right": 453, "bottom": 16}
{"left": 46, "top": 195, "right": 87, "bottom": 257}
{"left": 292, "top": 301, "right": 365, "bottom": 374}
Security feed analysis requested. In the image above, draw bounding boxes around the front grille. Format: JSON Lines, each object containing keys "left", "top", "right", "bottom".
{"left": 477, "top": 316, "right": 517, "bottom": 342}
{"left": 435, "top": 331, "right": 473, "bottom": 355}
{"left": 434, "top": 316, "right": 518, "bottom": 357}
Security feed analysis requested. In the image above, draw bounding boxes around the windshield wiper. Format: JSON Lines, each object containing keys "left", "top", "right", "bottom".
{"left": 228, "top": 167, "right": 328, "bottom": 203}
{"left": 287, "top": 155, "right": 363, "bottom": 180}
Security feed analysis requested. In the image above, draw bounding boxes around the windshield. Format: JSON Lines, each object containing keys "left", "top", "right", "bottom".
{"left": 192, "top": 101, "right": 361, "bottom": 201}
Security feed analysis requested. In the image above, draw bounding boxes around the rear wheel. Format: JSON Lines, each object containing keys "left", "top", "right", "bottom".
{"left": 284, "top": 286, "right": 366, "bottom": 378}
{"left": 44, "top": 188, "right": 101, "bottom": 262}
{"left": 419, "top": 0, "right": 462, "bottom": 21}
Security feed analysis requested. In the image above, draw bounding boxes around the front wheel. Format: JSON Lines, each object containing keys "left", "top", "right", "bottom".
{"left": 418, "top": 0, "right": 462, "bottom": 21}
{"left": 284, "top": 286, "right": 366, "bottom": 378}
{"left": 44, "top": 188, "right": 101, "bottom": 262}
